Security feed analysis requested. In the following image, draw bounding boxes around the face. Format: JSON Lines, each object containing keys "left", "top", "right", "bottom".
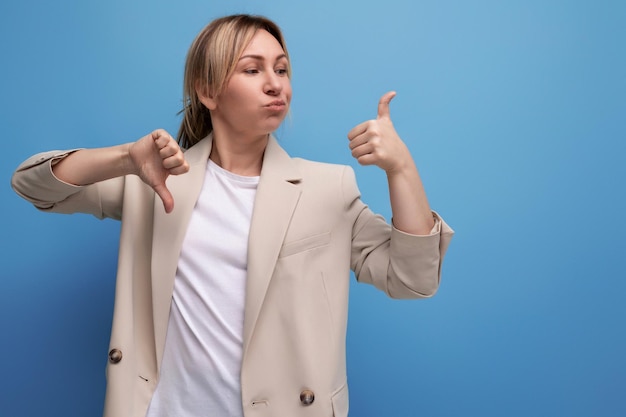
{"left": 203, "top": 29, "right": 292, "bottom": 139}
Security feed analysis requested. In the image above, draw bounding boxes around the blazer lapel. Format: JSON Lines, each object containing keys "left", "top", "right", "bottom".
{"left": 151, "top": 136, "right": 212, "bottom": 368}
{"left": 243, "top": 137, "right": 302, "bottom": 357}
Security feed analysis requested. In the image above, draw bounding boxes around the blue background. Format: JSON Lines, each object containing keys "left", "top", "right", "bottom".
{"left": 1, "top": 0, "right": 625, "bottom": 416}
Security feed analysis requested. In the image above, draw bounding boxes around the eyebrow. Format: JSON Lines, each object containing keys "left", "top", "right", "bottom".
{"left": 238, "top": 53, "right": 288, "bottom": 62}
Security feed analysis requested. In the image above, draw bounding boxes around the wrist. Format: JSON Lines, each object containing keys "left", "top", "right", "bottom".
{"left": 119, "top": 143, "right": 136, "bottom": 176}
{"left": 385, "top": 158, "right": 416, "bottom": 178}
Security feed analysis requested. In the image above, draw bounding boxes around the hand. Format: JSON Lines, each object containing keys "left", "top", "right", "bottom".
{"left": 347, "top": 91, "right": 412, "bottom": 174}
{"left": 128, "top": 129, "right": 189, "bottom": 213}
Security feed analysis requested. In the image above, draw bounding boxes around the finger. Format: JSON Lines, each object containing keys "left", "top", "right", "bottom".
{"left": 152, "top": 129, "right": 174, "bottom": 148}
{"left": 159, "top": 142, "right": 180, "bottom": 159}
{"left": 347, "top": 121, "right": 370, "bottom": 141}
{"left": 168, "top": 163, "right": 190, "bottom": 176}
{"left": 153, "top": 183, "right": 174, "bottom": 214}
{"left": 351, "top": 142, "right": 374, "bottom": 159}
{"left": 163, "top": 154, "right": 189, "bottom": 171}
{"left": 348, "top": 130, "right": 374, "bottom": 150}
{"left": 356, "top": 153, "right": 377, "bottom": 166}
{"left": 377, "top": 91, "right": 396, "bottom": 120}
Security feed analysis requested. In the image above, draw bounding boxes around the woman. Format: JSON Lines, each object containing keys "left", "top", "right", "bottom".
{"left": 12, "top": 14, "right": 453, "bottom": 417}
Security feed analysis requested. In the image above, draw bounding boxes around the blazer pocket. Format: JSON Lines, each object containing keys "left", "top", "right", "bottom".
{"left": 279, "top": 231, "right": 331, "bottom": 258}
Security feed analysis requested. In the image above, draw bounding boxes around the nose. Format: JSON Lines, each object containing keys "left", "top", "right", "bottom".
{"left": 264, "top": 72, "right": 283, "bottom": 96}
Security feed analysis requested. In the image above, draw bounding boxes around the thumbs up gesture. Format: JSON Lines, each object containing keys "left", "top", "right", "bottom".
{"left": 347, "top": 91, "right": 412, "bottom": 173}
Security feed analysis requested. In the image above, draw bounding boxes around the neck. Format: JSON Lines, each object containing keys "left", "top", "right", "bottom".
{"left": 209, "top": 132, "right": 268, "bottom": 176}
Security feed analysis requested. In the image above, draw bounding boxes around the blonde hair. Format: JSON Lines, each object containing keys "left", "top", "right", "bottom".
{"left": 177, "top": 14, "right": 291, "bottom": 148}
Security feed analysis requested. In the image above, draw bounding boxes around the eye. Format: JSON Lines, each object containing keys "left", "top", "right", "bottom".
{"left": 244, "top": 68, "right": 259, "bottom": 74}
{"left": 275, "top": 68, "right": 288, "bottom": 76}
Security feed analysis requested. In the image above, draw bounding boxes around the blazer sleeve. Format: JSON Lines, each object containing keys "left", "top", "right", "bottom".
{"left": 11, "top": 150, "right": 125, "bottom": 220}
{"left": 344, "top": 166, "right": 454, "bottom": 299}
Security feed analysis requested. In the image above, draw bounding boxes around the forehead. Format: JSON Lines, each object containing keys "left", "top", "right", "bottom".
{"left": 241, "top": 29, "right": 285, "bottom": 56}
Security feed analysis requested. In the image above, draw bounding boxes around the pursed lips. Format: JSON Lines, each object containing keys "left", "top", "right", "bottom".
{"left": 264, "top": 100, "right": 286, "bottom": 108}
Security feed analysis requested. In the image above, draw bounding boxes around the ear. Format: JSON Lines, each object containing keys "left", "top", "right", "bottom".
{"left": 195, "top": 81, "right": 217, "bottom": 110}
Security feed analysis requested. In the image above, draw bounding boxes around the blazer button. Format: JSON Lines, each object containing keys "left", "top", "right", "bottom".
{"left": 108, "top": 348, "right": 123, "bottom": 364}
{"left": 300, "top": 390, "right": 315, "bottom": 406}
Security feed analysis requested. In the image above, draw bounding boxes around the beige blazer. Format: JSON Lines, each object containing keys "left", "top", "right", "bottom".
{"left": 12, "top": 135, "right": 453, "bottom": 417}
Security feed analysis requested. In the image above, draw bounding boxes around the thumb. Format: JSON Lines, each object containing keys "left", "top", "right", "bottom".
{"left": 377, "top": 90, "right": 397, "bottom": 120}
{"left": 153, "top": 182, "right": 174, "bottom": 213}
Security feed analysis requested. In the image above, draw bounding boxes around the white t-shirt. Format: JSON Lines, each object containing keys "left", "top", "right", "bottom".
{"left": 146, "top": 159, "right": 258, "bottom": 417}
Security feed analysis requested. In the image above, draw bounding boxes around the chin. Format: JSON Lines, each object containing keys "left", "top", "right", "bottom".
{"left": 264, "top": 123, "right": 285, "bottom": 134}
